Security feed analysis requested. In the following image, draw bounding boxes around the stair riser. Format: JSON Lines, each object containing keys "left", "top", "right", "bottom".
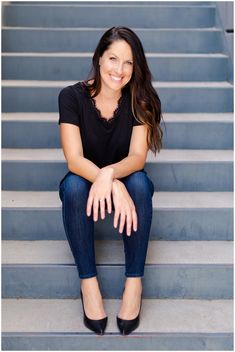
{"left": 2, "top": 162, "right": 233, "bottom": 191}
{"left": 2, "top": 56, "right": 228, "bottom": 81}
{"left": 2, "top": 208, "right": 233, "bottom": 241}
{"left": 2, "top": 333, "right": 233, "bottom": 351}
{"left": 2, "top": 120, "right": 234, "bottom": 149}
{"left": 2, "top": 265, "right": 232, "bottom": 299}
{"left": 2, "top": 29, "right": 223, "bottom": 53}
{"left": 2, "top": 87, "right": 233, "bottom": 112}
{"left": 3, "top": 5, "right": 215, "bottom": 28}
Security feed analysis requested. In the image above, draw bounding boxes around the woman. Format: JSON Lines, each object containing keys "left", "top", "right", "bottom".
{"left": 58, "top": 26, "right": 163, "bottom": 336}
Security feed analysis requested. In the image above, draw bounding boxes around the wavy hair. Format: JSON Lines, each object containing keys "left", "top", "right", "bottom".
{"left": 85, "top": 26, "right": 163, "bottom": 154}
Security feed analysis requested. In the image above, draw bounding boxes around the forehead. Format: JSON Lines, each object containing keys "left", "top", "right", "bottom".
{"left": 106, "top": 40, "right": 133, "bottom": 59}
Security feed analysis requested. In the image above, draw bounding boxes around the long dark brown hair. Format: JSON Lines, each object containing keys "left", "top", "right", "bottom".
{"left": 85, "top": 26, "right": 163, "bottom": 154}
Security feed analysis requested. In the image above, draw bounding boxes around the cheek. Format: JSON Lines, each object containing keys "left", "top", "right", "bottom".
{"left": 125, "top": 67, "right": 133, "bottom": 78}
{"left": 101, "top": 61, "right": 113, "bottom": 73}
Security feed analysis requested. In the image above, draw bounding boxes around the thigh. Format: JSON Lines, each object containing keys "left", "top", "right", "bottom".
{"left": 59, "top": 171, "right": 92, "bottom": 202}
{"left": 121, "top": 170, "right": 154, "bottom": 199}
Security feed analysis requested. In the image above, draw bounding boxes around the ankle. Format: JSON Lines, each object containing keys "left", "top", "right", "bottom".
{"left": 125, "top": 278, "right": 142, "bottom": 292}
{"left": 81, "top": 277, "right": 98, "bottom": 290}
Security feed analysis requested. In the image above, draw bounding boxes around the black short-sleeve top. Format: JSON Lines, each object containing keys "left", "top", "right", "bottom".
{"left": 58, "top": 81, "right": 143, "bottom": 168}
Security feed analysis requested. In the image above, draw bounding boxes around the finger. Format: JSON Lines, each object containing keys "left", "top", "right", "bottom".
{"left": 126, "top": 210, "right": 132, "bottom": 236}
{"left": 106, "top": 195, "right": 112, "bottom": 214}
{"left": 93, "top": 199, "right": 99, "bottom": 222}
{"left": 132, "top": 208, "right": 138, "bottom": 232}
{"left": 100, "top": 199, "right": 106, "bottom": 220}
{"left": 86, "top": 193, "right": 94, "bottom": 217}
{"left": 113, "top": 209, "right": 120, "bottom": 229}
{"left": 119, "top": 212, "right": 126, "bottom": 234}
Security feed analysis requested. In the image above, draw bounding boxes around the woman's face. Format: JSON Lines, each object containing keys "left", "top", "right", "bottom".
{"left": 99, "top": 40, "right": 134, "bottom": 93}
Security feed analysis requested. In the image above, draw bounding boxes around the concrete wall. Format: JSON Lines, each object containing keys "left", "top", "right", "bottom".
{"left": 215, "top": 1, "right": 234, "bottom": 82}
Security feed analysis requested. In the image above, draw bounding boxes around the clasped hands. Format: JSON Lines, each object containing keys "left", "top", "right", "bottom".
{"left": 86, "top": 168, "right": 138, "bottom": 236}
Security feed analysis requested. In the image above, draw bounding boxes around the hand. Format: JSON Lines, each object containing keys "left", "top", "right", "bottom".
{"left": 86, "top": 168, "right": 114, "bottom": 221}
{"left": 112, "top": 179, "right": 138, "bottom": 236}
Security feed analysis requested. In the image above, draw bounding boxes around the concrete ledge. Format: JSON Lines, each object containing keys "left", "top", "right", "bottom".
{"left": 1, "top": 112, "right": 233, "bottom": 122}
{"left": 2, "top": 299, "right": 233, "bottom": 333}
{"left": 2, "top": 191, "right": 233, "bottom": 209}
{"left": 2, "top": 148, "right": 233, "bottom": 162}
{"left": 2, "top": 264, "right": 233, "bottom": 299}
{"left": 2, "top": 240, "right": 233, "bottom": 265}
{"left": 2, "top": 332, "right": 233, "bottom": 351}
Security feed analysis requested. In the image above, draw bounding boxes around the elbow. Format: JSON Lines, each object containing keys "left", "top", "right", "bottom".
{"left": 67, "top": 155, "right": 83, "bottom": 173}
{"left": 67, "top": 162, "right": 74, "bottom": 173}
{"left": 134, "top": 154, "right": 146, "bottom": 171}
{"left": 67, "top": 160, "right": 78, "bottom": 173}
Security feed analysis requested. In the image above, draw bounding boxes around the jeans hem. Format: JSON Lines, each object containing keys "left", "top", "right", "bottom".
{"left": 125, "top": 273, "right": 144, "bottom": 278}
{"left": 79, "top": 273, "right": 97, "bottom": 279}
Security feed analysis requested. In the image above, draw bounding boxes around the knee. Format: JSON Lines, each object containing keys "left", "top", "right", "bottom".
{"left": 59, "top": 173, "right": 90, "bottom": 203}
{"left": 124, "top": 171, "right": 154, "bottom": 197}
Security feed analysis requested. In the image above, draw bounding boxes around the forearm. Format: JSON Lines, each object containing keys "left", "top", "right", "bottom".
{"left": 68, "top": 154, "right": 146, "bottom": 184}
{"left": 68, "top": 156, "right": 101, "bottom": 183}
{"left": 103, "top": 154, "right": 146, "bottom": 180}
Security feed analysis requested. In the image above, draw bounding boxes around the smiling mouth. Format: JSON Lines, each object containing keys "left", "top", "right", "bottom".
{"left": 110, "top": 75, "right": 123, "bottom": 82}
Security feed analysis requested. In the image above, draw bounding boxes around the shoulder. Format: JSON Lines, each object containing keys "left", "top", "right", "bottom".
{"left": 59, "top": 81, "right": 87, "bottom": 102}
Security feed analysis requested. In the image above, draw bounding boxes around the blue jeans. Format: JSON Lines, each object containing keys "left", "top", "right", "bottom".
{"left": 59, "top": 170, "right": 154, "bottom": 279}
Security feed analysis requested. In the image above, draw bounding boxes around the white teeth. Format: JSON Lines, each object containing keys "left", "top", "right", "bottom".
{"left": 110, "top": 75, "right": 122, "bottom": 81}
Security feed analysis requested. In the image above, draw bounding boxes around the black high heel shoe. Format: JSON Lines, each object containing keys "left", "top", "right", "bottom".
{"left": 80, "top": 290, "right": 108, "bottom": 335}
{"left": 116, "top": 294, "right": 142, "bottom": 335}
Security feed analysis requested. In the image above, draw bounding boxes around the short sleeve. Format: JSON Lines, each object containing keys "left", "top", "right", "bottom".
{"left": 58, "top": 86, "right": 80, "bottom": 126}
{"left": 133, "top": 117, "right": 143, "bottom": 126}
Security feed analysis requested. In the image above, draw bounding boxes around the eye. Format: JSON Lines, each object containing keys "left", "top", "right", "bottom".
{"left": 127, "top": 61, "right": 133, "bottom": 65}
{"left": 110, "top": 57, "right": 116, "bottom": 61}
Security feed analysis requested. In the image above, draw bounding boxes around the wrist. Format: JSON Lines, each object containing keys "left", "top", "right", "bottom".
{"left": 101, "top": 166, "right": 115, "bottom": 179}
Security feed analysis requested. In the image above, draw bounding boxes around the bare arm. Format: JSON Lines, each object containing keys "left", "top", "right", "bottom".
{"left": 104, "top": 124, "right": 149, "bottom": 179}
{"left": 60, "top": 123, "right": 101, "bottom": 183}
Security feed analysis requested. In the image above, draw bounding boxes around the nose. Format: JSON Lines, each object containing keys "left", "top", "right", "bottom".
{"left": 115, "top": 62, "right": 124, "bottom": 75}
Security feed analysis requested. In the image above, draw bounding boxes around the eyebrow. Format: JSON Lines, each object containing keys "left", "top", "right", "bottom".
{"left": 109, "top": 52, "right": 133, "bottom": 62}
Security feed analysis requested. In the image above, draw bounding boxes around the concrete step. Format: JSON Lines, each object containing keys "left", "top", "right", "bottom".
{"left": 2, "top": 191, "right": 233, "bottom": 241}
{"left": 9, "top": 1, "right": 215, "bottom": 5}
{"left": 2, "top": 28, "right": 224, "bottom": 53}
{"left": 2, "top": 113, "right": 233, "bottom": 149}
{"left": 2, "top": 298, "right": 233, "bottom": 350}
{"left": 2, "top": 53, "right": 229, "bottom": 81}
{"left": 2, "top": 240, "right": 233, "bottom": 299}
{"left": 2, "top": 149, "right": 233, "bottom": 191}
{"left": 3, "top": 4, "right": 215, "bottom": 28}
{"left": 2, "top": 81, "right": 233, "bottom": 112}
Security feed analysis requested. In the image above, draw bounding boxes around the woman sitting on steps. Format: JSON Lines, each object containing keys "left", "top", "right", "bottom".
{"left": 58, "top": 26, "right": 163, "bottom": 335}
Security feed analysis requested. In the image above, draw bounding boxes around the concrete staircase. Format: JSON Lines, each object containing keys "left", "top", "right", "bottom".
{"left": 1, "top": 1, "right": 233, "bottom": 350}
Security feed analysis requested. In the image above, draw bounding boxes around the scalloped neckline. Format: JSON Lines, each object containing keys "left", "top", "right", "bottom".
{"left": 80, "top": 82, "right": 125, "bottom": 123}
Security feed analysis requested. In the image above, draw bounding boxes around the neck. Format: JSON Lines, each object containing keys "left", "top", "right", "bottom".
{"left": 99, "top": 84, "right": 122, "bottom": 101}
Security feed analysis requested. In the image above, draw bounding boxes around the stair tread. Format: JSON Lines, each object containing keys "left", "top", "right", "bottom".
{"left": 2, "top": 27, "right": 223, "bottom": 31}
{"left": 2, "top": 191, "right": 233, "bottom": 208}
{"left": 2, "top": 80, "right": 233, "bottom": 87}
{"left": 2, "top": 112, "right": 234, "bottom": 122}
{"left": 2, "top": 298, "right": 233, "bottom": 333}
{"left": 2, "top": 52, "right": 229, "bottom": 57}
{"left": 3, "top": 3, "right": 216, "bottom": 7}
{"left": 2, "top": 240, "right": 233, "bottom": 265}
{"left": 2, "top": 148, "right": 234, "bottom": 162}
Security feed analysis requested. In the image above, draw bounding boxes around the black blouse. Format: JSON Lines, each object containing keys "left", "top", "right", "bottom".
{"left": 58, "top": 81, "right": 142, "bottom": 168}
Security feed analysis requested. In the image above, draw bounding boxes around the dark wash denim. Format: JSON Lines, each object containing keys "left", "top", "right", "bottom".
{"left": 59, "top": 170, "right": 154, "bottom": 279}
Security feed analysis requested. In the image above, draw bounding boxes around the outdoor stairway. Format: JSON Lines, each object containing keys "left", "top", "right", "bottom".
{"left": 1, "top": 1, "right": 233, "bottom": 351}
